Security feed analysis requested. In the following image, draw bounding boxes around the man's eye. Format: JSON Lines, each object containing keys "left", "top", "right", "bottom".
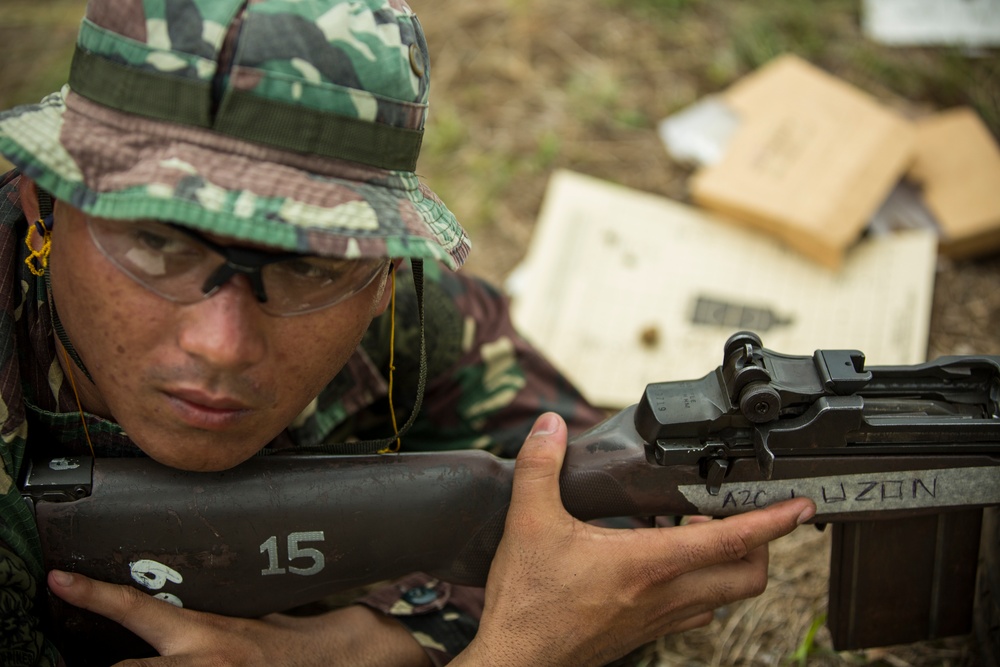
{"left": 135, "top": 229, "right": 193, "bottom": 254}
{"left": 280, "top": 260, "right": 346, "bottom": 283}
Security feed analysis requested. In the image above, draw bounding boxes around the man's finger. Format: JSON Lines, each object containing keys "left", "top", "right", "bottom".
{"left": 667, "top": 611, "right": 715, "bottom": 634}
{"left": 48, "top": 570, "right": 185, "bottom": 646}
{"left": 650, "top": 544, "right": 770, "bottom": 612}
{"left": 655, "top": 497, "right": 815, "bottom": 572}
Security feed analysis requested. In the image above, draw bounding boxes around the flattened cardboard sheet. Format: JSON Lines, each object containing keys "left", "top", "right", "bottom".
{"left": 510, "top": 171, "right": 937, "bottom": 409}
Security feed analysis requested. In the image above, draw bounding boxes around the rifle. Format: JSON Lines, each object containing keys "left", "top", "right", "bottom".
{"left": 23, "top": 331, "right": 1000, "bottom": 665}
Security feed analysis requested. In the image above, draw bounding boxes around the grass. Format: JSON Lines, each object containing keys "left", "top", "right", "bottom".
{"left": 414, "top": 0, "right": 998, "bottom": 252}
{"left": 0, "top": 1, "right": 85, "bottom": 108}
{"left": 789, "top": 614, "right": 829, "bottom": 666}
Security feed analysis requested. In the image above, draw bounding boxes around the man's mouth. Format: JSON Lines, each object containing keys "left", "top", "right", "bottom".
{"left": 163, "top": 388, "right": 254, "bottom": 430}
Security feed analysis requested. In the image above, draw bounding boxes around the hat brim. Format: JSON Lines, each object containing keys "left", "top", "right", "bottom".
{"left": 0, "top": 89, "right": 470, "bottom": 269}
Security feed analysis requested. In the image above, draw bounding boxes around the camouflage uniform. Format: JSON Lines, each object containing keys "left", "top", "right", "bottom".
{"left": 0, "top": 171, "right": 605, "bottom": 665}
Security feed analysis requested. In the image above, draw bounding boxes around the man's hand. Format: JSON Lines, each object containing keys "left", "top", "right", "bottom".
{"left": 456, "top": 412, "right": 816, "bottom": 667}
{"left": 47, "top": 571, "right": 432, "bottom": 667}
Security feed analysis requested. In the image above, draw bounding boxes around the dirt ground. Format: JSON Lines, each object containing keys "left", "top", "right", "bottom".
{"left": 2, "top": 0, "right": 998, "bottom": 665}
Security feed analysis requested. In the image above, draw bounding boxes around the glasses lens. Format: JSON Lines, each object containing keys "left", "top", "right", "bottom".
{"left": 87, "top": 217, "right": 218, "bottom": 303}
{"left": 87, "top": 216, "right": 390, "bottom": 316}
{"left": 261, "top": 256, "right": 389, "bottom": 315}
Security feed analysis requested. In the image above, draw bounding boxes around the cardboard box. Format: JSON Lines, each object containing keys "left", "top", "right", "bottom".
{"left": 689, "top": 54, "right": 915, "bottom": 269}
{"left": 907, "top": 107, "right": 1000, "bottom": 259}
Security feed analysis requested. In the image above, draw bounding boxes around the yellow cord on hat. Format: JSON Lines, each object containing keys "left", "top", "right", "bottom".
{"left": 25, "top": 218, "right": 52, "bottom": 277}
{"left": 378, "top": 268, "right": 402, "bottom": 454}
{"left": 26, "top": 214, "right": 96, "bottom": 458}
{"left": 61, "top": 345, "right": 96, "bottom": 459}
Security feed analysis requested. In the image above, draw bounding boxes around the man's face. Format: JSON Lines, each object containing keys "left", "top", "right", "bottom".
{"left": 47, "top": 202, "right": 392, "bottom": 471}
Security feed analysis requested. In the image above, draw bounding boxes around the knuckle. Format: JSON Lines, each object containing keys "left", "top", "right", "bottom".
{"left": 705, "top": 579, "right": 741, "bottom": 607}
{"left": 707, "top": 566, "right": 768, "bottom": 605}
{"left": 717, "top": 529, "right": 752, "bottom": 561}
{"left": 513, "top": 451, "right": 556, "bottom": 481}
{"left": 624, "top": 535, "right": 683, "bottom": 587}
{"left": 648, "top": 558, "right": 683, "bottom": 586}
{"left": 627, "top": 563, "right": 666, "bottom": 599}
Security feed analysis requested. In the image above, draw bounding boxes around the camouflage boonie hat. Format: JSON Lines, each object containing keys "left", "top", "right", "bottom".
{"left": 0, "top": 0, "right": 470, "bottom": 269}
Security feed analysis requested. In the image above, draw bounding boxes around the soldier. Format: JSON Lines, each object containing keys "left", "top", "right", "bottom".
{"left": 0, "top": 0, "right": 814, "bottom": 665}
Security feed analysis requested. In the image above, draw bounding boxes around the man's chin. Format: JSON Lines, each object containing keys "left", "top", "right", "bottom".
{"left": 134, "top": 434, "right": 269, "bottom": 472}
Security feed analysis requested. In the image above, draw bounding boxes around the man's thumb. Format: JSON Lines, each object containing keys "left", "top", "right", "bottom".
{"left": 509, "top": 413, "right": 568, "bottom": 513}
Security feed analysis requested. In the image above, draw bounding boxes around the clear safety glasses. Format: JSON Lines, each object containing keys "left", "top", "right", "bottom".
{"left": 86, "top": 216, "right": 390, "bottom": 316}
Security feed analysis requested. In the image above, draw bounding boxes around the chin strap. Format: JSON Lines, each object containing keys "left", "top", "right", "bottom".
{"left": 293, "top": 259, "right": 428, "bottom": 456}
{"left": 378, "top": 263, "right": 403, "bottom": 454}
{"left": 47, "top": 273, "right": 96, "bottom": 385}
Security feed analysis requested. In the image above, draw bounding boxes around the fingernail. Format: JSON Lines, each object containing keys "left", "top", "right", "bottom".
{"left": 529, "top": 413, "right": 559, "bottom": 437}
{"left": 796, "top": 504, "right": 817, "bottom": 525}
{"left": 50, "top": 570, "right": 74, "bottom": 587}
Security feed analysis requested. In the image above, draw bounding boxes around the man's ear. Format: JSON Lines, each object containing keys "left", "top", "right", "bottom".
{"left": 372, "top": 260, "right": 399, "bottom": 317}
{"left": 17, "top": 175, "right": 40, "bottom": 223}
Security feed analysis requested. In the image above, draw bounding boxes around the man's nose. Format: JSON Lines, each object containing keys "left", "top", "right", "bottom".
{"left": 177, "top": 274, "right": 268, "bottom": 370}
{"left": 201, "top": 263, "right": 270, "bottom": 304}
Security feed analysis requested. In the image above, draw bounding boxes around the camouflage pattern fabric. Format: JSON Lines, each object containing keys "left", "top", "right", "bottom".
{"left": 0, "top": 0, "right": 471, "bottom": 268}
{"left": 0, "top": 174, "right": 606, "bottom": 666}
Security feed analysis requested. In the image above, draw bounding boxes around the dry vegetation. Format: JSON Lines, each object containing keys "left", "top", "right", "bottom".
{"left": 2, "top": 0, "right": 999, "bottom": 665}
